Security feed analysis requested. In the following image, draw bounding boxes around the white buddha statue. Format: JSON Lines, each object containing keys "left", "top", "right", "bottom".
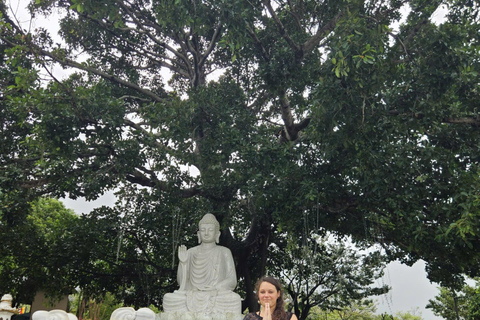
{"left": 162, "top": 214, "right": 242, "bottom": 314}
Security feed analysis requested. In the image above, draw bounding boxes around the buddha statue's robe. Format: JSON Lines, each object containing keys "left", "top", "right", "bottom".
{"left": 163, "top": 244, "right": 242, "bottom": 314}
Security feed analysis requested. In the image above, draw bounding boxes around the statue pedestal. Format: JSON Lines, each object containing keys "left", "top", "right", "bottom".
{"left": 0, "top": 310, "right": 17, "bottom": 320}
{"left": 110, "top": 307, "right": 244, "bottom": 320}
{"left": 158, "top": 312, "right": 244, "bottom": 320}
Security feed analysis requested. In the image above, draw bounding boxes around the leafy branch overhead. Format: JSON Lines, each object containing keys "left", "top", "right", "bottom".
{"left": 1, "top": 0, "right": 480, "bottom": 312}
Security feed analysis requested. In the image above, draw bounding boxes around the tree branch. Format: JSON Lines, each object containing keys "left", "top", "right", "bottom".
{"left": 32, "top": 44, "right": 166, "bottom": 102}
{"left": 199, "top": 20, "right": 223, "bottom": 68}
{"left": 263, "top": 0, "right": 300, "bottom": 52}
{"left": 302, "top": 11, "right": 343, "bottom": 57}
{"left": 125, "top": 169, "right": 200, "bottom": 198}
{"left": 115, "top": 0, "right": 193, "bottom": 75}
{"left": 246, "top": 25, "right": 271, "bottom": 62}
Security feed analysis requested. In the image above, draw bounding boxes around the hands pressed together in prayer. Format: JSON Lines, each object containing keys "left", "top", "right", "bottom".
{"left": 263, "top": 303, "right": 273, "bottom": 320}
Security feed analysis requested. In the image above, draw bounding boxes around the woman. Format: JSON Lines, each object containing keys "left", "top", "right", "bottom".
{"left": 243, "top": 276, "right": 298, "bottom": 320}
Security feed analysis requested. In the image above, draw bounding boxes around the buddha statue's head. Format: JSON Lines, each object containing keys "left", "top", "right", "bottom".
{"left": 197, "top": 213, "right": 221, "bottom": 244}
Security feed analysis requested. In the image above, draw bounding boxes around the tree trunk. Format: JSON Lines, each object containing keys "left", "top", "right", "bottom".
{"left": 230, "top": 212, "right": 272, "bottom": 313}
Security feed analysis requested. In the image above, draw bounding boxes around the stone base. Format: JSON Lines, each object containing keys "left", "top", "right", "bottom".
{"left": 158, "top": 312, "right": 244, "bottom": 320}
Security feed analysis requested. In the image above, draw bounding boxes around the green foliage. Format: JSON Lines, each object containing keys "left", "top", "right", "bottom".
{"left": 392, "top": 310, "right": 423, "bottom": 320}
{"left": 307, "top": 302, "right": 424, "bottom": 320}
{"left": 307, "top": 300, "right": 378, "bottom": 320}
{"left": 427, "top": 279, "right": 480, "bottom": 320}
{"left": 0, "top": 197, "right": 78, "bottom": 303}
{"left": 1, "top": 0, "right": 480, "bottom": 316}
{"left": 69, "top": 292, "right": 124, "bottom": 320}
{"left": 467, "top": 284, "right": 480, "bottom": 320}
{"left": 270, "top": 232, "right": 388, "bottom": 320}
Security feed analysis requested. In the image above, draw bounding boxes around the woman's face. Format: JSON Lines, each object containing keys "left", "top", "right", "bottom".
{"left": 258, "top": 281, "right": 281, "bottom": 310}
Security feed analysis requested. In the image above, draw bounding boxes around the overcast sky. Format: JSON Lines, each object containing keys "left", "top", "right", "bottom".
{"left": 375, "top": 261, "right": 441, "bottom": 319}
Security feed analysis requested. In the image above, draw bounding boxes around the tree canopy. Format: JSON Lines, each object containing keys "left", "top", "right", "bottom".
{"left": 1, "top": 0, "right": 480, "bottom": 312}
{"left": 276, "top": 235, "right": 388, "bottom": 320}
{"left": 0, "top": 197, "right": 78, "bottom": 302}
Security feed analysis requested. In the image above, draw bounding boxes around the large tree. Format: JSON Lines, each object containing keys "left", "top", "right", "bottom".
{"left": 1, "top": 0, "right": 480, "bottom": 312}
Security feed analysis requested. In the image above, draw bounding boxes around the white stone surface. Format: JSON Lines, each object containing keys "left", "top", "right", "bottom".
{"left": 158, "top": 312, "right": 244, "bottom": 320}
{"left": 0, "top": 311, "right": 16, "bottom": 320}
{"left": 0, "top": 294, "right": 17, "bottom": 312}
{"left": 0, "top": 294, "right": 18, "bottom": 320}
{"left": 162, "top": 214, "right": 242, "bottom": 315}
{"left": 110, "top": 307, "right": 155, "bottom": 320}
{"left": 32, "top": 310, "right": 78, "bottom": 320}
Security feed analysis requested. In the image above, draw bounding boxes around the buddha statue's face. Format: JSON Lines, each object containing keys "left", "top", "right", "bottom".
{"left": 198, "top": 223, "right": 219, "bottom": 244}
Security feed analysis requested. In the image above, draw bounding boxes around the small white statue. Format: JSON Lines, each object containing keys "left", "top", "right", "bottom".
{"left": 0, "top": 294, "right": 17, "bottom": 313}
{"left": 32, "top": 310, "right": 78, "bottom": 320}
{"left": 110, "top": 307, "right": 155, "bottom": 320}
{"left": 162, "top": 214, "right": 242, "bottom": 314}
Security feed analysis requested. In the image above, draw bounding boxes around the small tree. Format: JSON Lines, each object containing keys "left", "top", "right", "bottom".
{"left": 307, "top": 304, "right": 423, "bottom": 320}
{"left": 330, "top": 300, "right": 377, "bottom": 320}
{"left": 392, "top": 309, "right": 422, "bottom": 320}
{"left": 270, "top": 232, "right": 388, "bottom": 320}
{"left": 69, "top": 292, "right": 124, "bottom": 320}
{"left": 0, "top": 197, "right": 78, "bottom": 303}
{"left": 427, "top": 279, "right": 480, "bottom": 320}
